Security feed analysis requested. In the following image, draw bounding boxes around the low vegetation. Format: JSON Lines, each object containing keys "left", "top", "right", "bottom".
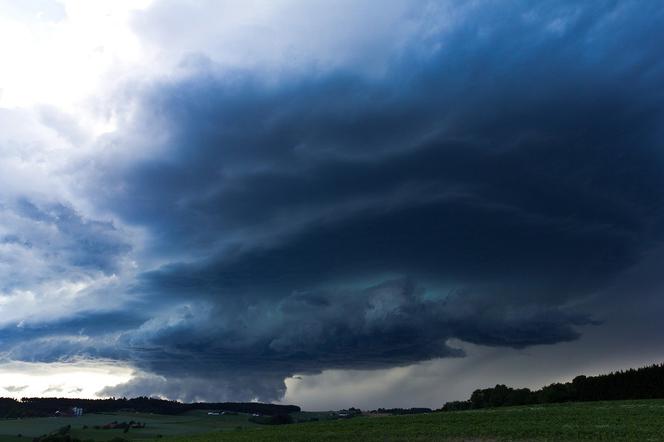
{"left": 166, "top": 399, "right": 664, "bottom": 441}
{"left": 0, "top": 399, "right": 662, "bottom": 441}
{"left": 0, "top": 410, "right": 258, "bottom": 441}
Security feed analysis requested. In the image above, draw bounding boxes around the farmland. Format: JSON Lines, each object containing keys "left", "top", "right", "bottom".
{"left": 168, "top": 399, "right": 664, "bottom": 442}
{"left": 1, "top": 399, "right": 664, "bottom": 441}
{"left": 0, "top": 410, "right": 259, "bottom": 441}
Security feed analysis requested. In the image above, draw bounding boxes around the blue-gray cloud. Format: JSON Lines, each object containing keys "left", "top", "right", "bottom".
{"left": 0, "top": 197, "right": 132, "bottom": 310}
{"left": 90, "top": 0, "right": 664, "bottom": 400}
{"left": 3, "top": 0, "right": 664, "bottom": 402}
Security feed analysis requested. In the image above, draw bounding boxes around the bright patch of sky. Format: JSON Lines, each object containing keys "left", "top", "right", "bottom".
{"left": 0, "top": 360, "right": 132, "bottom": 399}
{"left": 0, "top": 0, "right": 151, "bottom": 135}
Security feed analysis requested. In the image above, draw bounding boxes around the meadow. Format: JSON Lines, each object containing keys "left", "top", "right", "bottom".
{"left": 167, "top": 399, "right": 664, "bottom": 442}
{"left": 0, "top": 410, "right": 259, "bottom": 441}
{"left": 1, "top": 399, "right": 664, "bottom": 441}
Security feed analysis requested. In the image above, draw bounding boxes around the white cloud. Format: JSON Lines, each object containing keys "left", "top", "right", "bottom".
{"left": 0, "top": 0, "right": 151, "bottom": 115}
{"left": 0, "top": 359, "right": 133, "bottom": 399}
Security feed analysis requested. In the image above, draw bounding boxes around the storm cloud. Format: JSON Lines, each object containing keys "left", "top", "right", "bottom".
{"left": 1, "top": 0, "right": 664, "bottom": 404}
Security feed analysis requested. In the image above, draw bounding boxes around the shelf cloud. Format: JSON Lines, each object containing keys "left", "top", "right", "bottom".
{"left": 0, "top": 0, "right": 663, "bottom": 406}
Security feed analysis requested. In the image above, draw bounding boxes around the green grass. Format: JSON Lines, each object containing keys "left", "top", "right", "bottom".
{"left": 165, "top": 399, "right": 664, "bottom": 442}
{"left": 2, "top": 399, "right": 664, "bottom": 441}
{"left": 0, "top": 410, "right": 258, "bottom": 441}
{"left": 290, "top": 410, "right": 342, "bottom": 422}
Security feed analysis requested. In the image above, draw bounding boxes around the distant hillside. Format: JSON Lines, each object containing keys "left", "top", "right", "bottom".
{"left": 0, "top": 396, "right": 299, "bottom": 418}
{"left": 441, "top": 362, "right": 664, "bottom": 411}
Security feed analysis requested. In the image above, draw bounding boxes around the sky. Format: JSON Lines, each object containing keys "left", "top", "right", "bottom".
{"left": 0, "top": 0, "right": 663, "bottom": 409}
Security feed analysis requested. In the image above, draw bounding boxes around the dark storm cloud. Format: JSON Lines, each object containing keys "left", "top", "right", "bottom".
{"left": 98, "top": 278, "right": 592, "bottom": 401}
{"left": 6, "top": 311, "right": 146, "bottom": 344}
{"left": 97, "top": 0, "right": 664, "bottom": 259}
{"left": 16, "top": 0, "right": 664, "bottom": 401}
{"left": 0, "top": 310, "right": 149, "bottom": 365}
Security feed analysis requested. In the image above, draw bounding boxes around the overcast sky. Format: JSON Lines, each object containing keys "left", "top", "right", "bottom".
{"left": 0, "top": 0, "right": 663, "bottom": 409}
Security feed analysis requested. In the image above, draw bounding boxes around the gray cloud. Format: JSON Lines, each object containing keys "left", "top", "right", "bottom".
{"left": 80, "top": 0, "right": 664, "bottom": 401}
{"left": 12, "top": 199, "right": 130, "bottom": 275}
{"left": 2, "top": 0, "right": 663, "bottom": 405}
{"left": 98, "top": 278, "right": 593, "bottom": 401}
{"left": 99, "top": 373, "right": 288, "bottom": 403}
{"left": 3, "top": 385, "right": 28, "bottom": 393}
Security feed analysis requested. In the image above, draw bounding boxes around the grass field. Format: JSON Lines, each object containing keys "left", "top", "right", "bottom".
{"left": 2, "top": 399, "right": 664, "bottom": 441}
{"left": 165, "top": 399, "right": 664, "bottom": 442}
{"left": 0, "top": 410, "right": 259, "bottom": 441}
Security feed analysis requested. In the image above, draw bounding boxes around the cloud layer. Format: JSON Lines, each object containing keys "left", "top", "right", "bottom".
{"left": 1, "top": 0, "right": 663, "bottom": 404}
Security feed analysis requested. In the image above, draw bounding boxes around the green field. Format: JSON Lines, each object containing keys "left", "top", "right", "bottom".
{"left": 0, "top": 410, "right": 259, "bottom": 441}
{"left": 166, "top": 400, "right": 664, "bottom": 442}
{"left": 2, "top": 399, "right": 664, "bottom": 441}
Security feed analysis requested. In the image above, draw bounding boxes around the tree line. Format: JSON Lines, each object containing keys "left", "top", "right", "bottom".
{"left": 0, "top": 396, "right": 299, "bottom": 418}
{"left": 441, "top": 363, "right": 664, "bottom": 411}
{"left": 369, "top": 407, "right": 432, "bottom": 415}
